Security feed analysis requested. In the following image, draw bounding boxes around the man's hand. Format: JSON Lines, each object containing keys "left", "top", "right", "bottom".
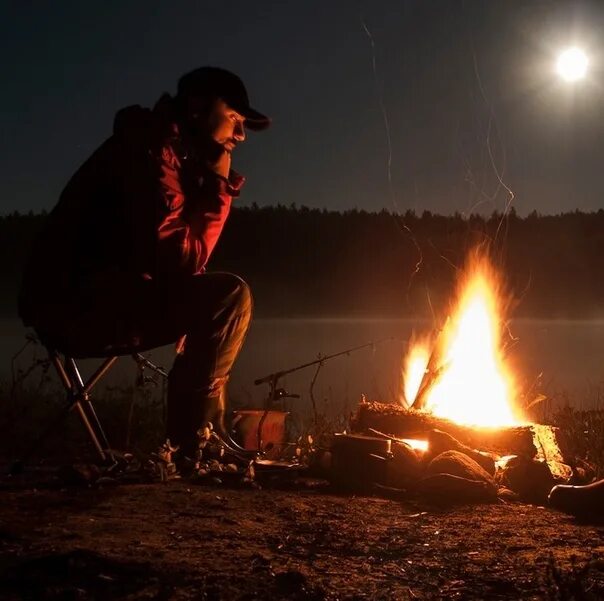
{"left": 207, "top": 147, "right": 231, "bottom": 179}
{"left": 198, "top": 137, "right": 232, "bottom": 179}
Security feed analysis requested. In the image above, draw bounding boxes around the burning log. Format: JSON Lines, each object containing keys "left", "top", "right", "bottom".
{"left": 328, "top": 433, "right": 497, "bottom": 503}
{"left": 351, "top": 401, "right": 571, "bottom": 470}
{"left": 349, "top": 401, "right": 576, "bottom": 502}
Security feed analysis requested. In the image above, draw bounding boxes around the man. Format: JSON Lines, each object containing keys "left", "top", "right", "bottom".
{"left": 19, "top": 67, "right": 270, "bottom": 457}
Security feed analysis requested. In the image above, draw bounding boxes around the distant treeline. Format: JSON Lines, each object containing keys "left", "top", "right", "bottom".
{"left": 2, "top": 206, "right": 604, "bottom": 318}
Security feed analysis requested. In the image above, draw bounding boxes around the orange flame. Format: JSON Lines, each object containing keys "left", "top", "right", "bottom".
{"left": 402, "top": 337, "right": 431, "bottom": 406}
{"left": 403, "top": 252, "right": 524, "bottom": 427}
{"left": 401, "top": 438, "right": 429, "bottom": 452}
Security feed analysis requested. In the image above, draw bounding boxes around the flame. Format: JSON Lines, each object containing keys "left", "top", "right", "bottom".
{"left": 402, "top": 337, "right": 431, "bottom": 405}
{"left": 403, "top": 253, "right": 524, "bottom": 427}
{"left": 401, "top": 438, "right": 429, "bottom": 453}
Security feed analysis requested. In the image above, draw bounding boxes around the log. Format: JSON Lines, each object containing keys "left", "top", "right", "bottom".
{"left": 351, "top": 401, "right": 569, "bottom": 464}
{"left": 330, "top": 434, "right": 391, "bottom": 489}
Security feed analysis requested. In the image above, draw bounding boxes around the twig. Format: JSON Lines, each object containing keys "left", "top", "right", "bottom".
{"left": 368, "top": 427, "right": 407, "bottom": 445}
{"left": 411, "top": 318, "right": 451, "bottom": 410}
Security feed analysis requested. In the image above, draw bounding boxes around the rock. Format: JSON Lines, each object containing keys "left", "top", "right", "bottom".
{"left": 426, "top": 430, "right": 496, "bottom": 475}
{"left": 498, "top": 455, "right": 554, "bottom": 503}
{"left": 426, "top": 450, "right": 496, "bottom": 486}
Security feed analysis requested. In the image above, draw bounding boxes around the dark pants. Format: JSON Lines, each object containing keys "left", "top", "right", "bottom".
{"left": 34, "top": 272, "right": 253, "bottom": 451}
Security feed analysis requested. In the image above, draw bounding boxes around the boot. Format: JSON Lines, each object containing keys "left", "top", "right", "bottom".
{"left": 199, "top": 389, "right": 228, "bottom": 440}
{"left": 166, "top": 388, "right": 228, "bottom": 457}
{"left": 548, "top": 479, "right": 604, "bottom": 517}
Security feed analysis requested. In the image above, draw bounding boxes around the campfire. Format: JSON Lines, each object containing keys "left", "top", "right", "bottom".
{"left": 403, "top": 251, "right": 522, "bottom": 428}
{"left": 343, "top": 250, "right": 578, "bottom": 504}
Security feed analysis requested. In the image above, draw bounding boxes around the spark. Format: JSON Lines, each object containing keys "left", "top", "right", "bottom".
{"left": 470, "top": 50, "right": 515, "bottom": 248}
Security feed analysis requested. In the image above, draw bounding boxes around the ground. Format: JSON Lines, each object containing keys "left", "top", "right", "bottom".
{"left": 0, "top": 476, "right": 603, "bottom": 600}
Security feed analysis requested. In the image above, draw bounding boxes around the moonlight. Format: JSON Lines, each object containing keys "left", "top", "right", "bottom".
{"left": 556, "top": 47, "right": 588, "bottom": 82}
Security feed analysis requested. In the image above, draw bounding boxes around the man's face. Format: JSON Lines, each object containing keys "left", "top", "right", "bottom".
{"left": 205, "top": 98, "right": 246, "bottom": 152}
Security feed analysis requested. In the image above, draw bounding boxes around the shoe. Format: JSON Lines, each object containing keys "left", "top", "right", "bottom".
{"left": 199, "top": 390, "right": 227, "bottom": 439}
{"left": 166, "top": 389, "right": 227, "bottom": 454}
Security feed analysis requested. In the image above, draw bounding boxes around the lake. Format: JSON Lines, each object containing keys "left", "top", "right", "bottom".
{"left": 3, "top": 317, "right": 604, "bottom": 423}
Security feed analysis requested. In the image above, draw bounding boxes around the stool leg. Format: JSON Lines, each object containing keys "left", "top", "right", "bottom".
{"left": 65, "top": 358, "right": 114, "bottom": 462}
{"left": 72, "top": 401, "right": 107, "bottom": 461}
{"left": 49, "top": 354, "right": 108, "bottom": 462}
{"left": 10, "top": 350, "right": 121, "bottom": 474}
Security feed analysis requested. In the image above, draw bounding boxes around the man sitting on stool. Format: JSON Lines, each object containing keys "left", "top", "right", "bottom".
{"left": 19, "top": 67, "right": 270, "bottom": 459}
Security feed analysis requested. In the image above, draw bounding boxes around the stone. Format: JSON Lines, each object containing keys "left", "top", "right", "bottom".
{"left": 498, "top": 455, "right": 554, "bottom": 503}
{"left": 426, "top": 450, "right": 496, "bottom": 486}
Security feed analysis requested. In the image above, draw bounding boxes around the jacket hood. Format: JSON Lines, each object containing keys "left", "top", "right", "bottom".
{"left": 113, "top": 95, "right": 178, "bottom": 145}
{"left": 113, "top": 105, "right": 153, "bottom": 137}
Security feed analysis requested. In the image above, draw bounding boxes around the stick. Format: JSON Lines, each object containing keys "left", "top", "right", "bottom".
{"left": 411, "top": 317, "right": 451, "bottom": 410}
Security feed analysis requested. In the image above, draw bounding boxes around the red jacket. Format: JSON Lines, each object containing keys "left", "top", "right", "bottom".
{"left": 19, "top": 94, "right": 244, "bottom": 327}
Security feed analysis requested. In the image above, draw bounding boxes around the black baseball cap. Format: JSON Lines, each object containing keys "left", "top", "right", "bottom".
{"left": 177, "top": 66, "right": 271, "bottom": 131}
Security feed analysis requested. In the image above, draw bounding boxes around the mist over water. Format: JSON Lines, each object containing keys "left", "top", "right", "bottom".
{"left": 3, "top": 318, "right": 604, "bottom": 423}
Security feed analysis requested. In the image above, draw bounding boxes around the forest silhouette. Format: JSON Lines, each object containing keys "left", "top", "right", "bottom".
{"left": 2, "top": 205, "right": 604, "bottom": 319}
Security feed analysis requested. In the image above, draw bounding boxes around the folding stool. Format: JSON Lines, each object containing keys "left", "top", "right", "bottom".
{"left": 13, "top": 335, "right": 168, "bottom": 470}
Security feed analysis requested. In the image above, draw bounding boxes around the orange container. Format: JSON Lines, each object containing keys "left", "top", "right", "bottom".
{"left": 231, "top": 409, "right": 288, "bottom": 456}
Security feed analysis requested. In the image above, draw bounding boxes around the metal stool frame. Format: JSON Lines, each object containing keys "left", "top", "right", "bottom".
{"left": 12, "top": 346, "right": 168, "bottom": 472}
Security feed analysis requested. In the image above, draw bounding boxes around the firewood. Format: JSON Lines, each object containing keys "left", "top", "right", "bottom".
{"left": 351, "top": 401, "right": 567, "bottom": 461}
{"left": 330, "top": 434, "right": 390, "bottom": 489}
{"left": 411, "top": 318, "right": 451, "bottom": 410}
{"left": 384, "top": 441, "right": 423, "bottom": 489}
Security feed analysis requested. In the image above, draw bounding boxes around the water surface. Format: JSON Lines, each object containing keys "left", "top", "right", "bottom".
{"left": 3, "top": 317, "right": 604, "bottom": 421}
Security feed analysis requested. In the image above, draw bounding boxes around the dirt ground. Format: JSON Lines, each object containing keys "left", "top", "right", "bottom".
{"left": 0, "top": 473, "right": 603, "bottom": 601}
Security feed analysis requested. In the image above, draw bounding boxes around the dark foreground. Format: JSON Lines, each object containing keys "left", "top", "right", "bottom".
{"left": 0, "top": 480, "right": 603, "bottom": 600}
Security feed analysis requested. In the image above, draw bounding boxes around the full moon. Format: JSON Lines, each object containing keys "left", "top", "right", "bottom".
{"left": 556, "top": 47, "right": 588, "bottom": 82}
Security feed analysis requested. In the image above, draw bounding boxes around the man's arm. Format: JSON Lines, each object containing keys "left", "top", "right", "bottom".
{"left": 114, "top": 103, "right": 244, "bottom": 284}
{"left": 152, "top": 142, "right": 244, "bottom": 280}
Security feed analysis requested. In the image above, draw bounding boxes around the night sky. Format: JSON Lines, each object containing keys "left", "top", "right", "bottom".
{"left": 2, "top": 0, "right": 603, "bottom": 216}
